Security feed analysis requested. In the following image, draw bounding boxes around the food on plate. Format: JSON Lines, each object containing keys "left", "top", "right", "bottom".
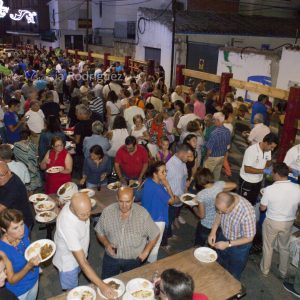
{"left": 109, "top": 182, "right": 121, "bottom": 190}
{"left": 40, "top": 212, "right": 51, "bottom": 218}
{"left": 40, "top": 244, "right": 53, "bottom": 260}
{"left": 36, "top": 196, "right": 46, "bottom": 202}
{"left": 131, "top": 290, "right": 153, "bottom": 298}
{"left": 27, "top": 243, "right": 41, "bottom": 257}
{"left": 183, "top": 195, "right": 194, "bottom": 201}
{"left": 71, "top": 290, "right": 94, "bottom": 300}
{"left": 36, "top": 202, "right": 54, "bottom": 210}
{"left": 129, "top": 182, "right": 139, "bottom": 188}
{"left": 107, "top": 280, "right": 120, "bottom": 290}
{"left": 58, "top": 182, "right": 71, "bottom": 195}
{"left": 142, "top": 281, "right": 150, "bottom": 288}
{"left": 209, "top": 253, "right": 217, "bottom": 261}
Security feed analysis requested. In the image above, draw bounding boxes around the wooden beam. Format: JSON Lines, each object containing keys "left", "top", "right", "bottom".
{"left": 68, "top": 50, "right": 75, "bottom": 54}
{"left": 108, "top": 55, "right": 125, "bottom": 63}
{"left": 129, "top": 59, "right": 148, "bottom": 65}
{"left": 77, "top": 51, "right": 88, "bottom": 57}
{"left": 182, "top": 69, "right": 221, "bottom": 84}
{"left": 229, "top": 78, "right": 289, "bottom": 101}
{"left": 91, "top": 53, "right": 104, "bottom": 59}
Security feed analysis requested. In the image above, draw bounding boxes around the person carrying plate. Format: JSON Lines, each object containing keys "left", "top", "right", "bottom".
{"left": 0, "top": 209, "right": 40, "bottom": 299}
{"left": 40, "top": 136, "right": 73, "bottom": 194}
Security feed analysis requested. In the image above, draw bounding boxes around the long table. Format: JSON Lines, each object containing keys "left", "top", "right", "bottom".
{"left": 48, "top": 248, "right": 242, "bottom": 300}
{"left": 34, "top": 187, "right": 118, "bottom": 239}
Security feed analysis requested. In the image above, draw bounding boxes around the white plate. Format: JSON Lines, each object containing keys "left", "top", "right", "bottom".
{"left": 25, "top": 239, "right": 56, "bottom": 262}
{"left": 79, "top": 188, "right": 95, "bottom": 197}
{"left": 46, "top": 166, "right": 64, "bottom": 174}
{"left": 128, "top": 180, "right": 140, "bottom": 189}
{"left": 126, "top": 278, "right": 153, "bottom": 293}
{"left": 57, "top": 182, "right": 77, "bottom": 197}
{"left": 29, "top": 193, "right": 48, "bottom": 203}
{"left": 107, "top": 181, "right": 121, "bottom": 191}
{"left": 35, "top": 211, "right": 57, "bottom": 223}
{"left": 67, "top": 286, "right": 96, "bottom": 300}
{"left": 194, "top": 247, "right": 218, "bottom": 263}
{"left": 180, "top": 193, "right": 198, "bottom": 207}
{"left": 97, "top": 278, "right": 125, "bottom": 299}
{"left": 90, "top": 198, "right": 96, "bottom": 208}
{"left": 34, "top": 200, "right": 56, "bottom": 212}
{"left": 130, "top": 289, "right": 154, "bottom": 300}
{"left": 122, "top": 292, "right": 132, "bottom": 300}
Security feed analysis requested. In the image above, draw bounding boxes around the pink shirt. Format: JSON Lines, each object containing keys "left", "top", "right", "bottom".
{"left": 194, "top": 100, "right": 206, "bottom": 119}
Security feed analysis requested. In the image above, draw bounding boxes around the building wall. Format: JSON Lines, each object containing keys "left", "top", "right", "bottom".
{"left": 135, "top": 12, "right": 173, "bottom": 87}
{"left": 187, "top": 0, "right": 239, "bottom": 12}
{"left": 277, "top": 48, "right": 300, "bottom": 90}
{"left": 217, "top": 49, "right": 279, "bottom": 101}
{"left": 89, "top": 41, "right": 136, "bottom": 58}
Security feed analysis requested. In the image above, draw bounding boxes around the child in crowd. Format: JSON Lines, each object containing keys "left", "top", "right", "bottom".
{"left": 156, "top": 136, "right": 172, "bottom": 163}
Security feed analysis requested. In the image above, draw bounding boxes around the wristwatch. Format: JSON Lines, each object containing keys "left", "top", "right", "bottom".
{"left": 228, "top": 240, "right": 232, "bottom": 248}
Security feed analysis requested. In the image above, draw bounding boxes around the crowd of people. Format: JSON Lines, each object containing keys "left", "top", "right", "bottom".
{"left": 0, "top": 47, "right": 299, "bottom": 299}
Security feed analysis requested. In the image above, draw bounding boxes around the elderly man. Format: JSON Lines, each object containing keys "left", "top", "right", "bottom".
{"left": 260, "top": 163, "right": 300, "bottom": 278}
{"left": 95, "top": 187, "right": 159, "bottom": 278}
{"left": 239, "top": 133, "right": 278, "bottom": 206}
{"left": 245, "top": 113, "right": 270, "bottom": 145}
{"left": 176, "top": 104, "right": 199, "bottom": 134}
{"left": 115, "top": 136, "right": 148, "bottom": 185}
{"left": 53, "top": 193, "right": 116, "bottom": 298}
{"left": 0, "top": 162, "right": 33, "bottom": 228}
{"left": 83, "top": 121, "right": 110, "bottom": 158}
{"left": 124, "top": 97, "right": 145, "bottom": 131}
{"left": 204, "top": 112, "right": 231, "bottom": 180}
{"left": 208, "top": 192, "right": 256, "bottom": 280}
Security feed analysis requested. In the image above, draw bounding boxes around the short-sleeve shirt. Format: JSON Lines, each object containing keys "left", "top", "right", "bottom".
{"left": 7, "top": 161, "right": 30, "bottom": 185}
{"left": 206, "top": 125, "right": 231, "bottom": 157}
{"left": 261, "top": 180, "right": 300, "bottom": 221}
{"left": 0, "top": 174, "right": 34, "bottom": 228}
{"left": 95, "top": 203, "right": 159, "bottom": 259}
{"left": 115, "top": 145, "right": 148, "bottom": 179}
{"left": 284, "top": 144, "right": 300, "bottom": 172}
{"left": 196, "top": 181, "right": 225, "bottom": 229}
{"left": 53, "top": 202, "right": 90, "bottom": 272}
{"left": 221, "top": 194, "right": 256, "bottom": 240}
{"left": 142, "top": 178, "right": 170, "bottom": 223}
{"left": 240, "top": 143, "right": 271, "bottom": 183}
{"left": 0, "top": 225, "right": 39, "bottom": 296}
{"left": 4, "top": 111, "right": 20, "bottom": 143}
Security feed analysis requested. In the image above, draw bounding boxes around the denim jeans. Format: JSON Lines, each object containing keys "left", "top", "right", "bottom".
{"left": 59, "top": 267, "right": 81, "bottom": 290}
{"left": 216, "top": 232, "right": 252, "bottom": 280}
{"left": 102, "top": 253, "right": 141, "bottom": 279}
{"left": 194, "top": 222, "right": 211, "bottom": 247}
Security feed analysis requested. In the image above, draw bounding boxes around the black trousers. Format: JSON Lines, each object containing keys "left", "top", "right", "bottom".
{"left": 239, "top": 177, "right": 261, "bottom": 206}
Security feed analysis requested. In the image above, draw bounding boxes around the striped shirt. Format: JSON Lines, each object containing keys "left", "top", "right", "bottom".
{"left": 89, "top": 96, "right": 104, "bottom": 118}
{"left": 221, "top": 194, "right": 256, "bottom": 240}
{"left": 95, "top": 203, "right": 159, "bottom": 260}
{"left": 206, "top": 125, "right": 231, "bottom": 157}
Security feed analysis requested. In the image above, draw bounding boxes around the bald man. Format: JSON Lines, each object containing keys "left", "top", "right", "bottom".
{"left": 53, "top": 193, "right": 116, "bottom": 298}
{"left": 95, "top": 187, "right": 159, "bottom": 279}
{"left": 208, "top": 192, "right": 256, "bottom": 280}
{"left": 0, "top": 161, "right": 33, "bottom": 228}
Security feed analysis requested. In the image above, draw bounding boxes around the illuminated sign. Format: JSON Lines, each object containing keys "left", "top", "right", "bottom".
{"left": 0, "top": 0, "right": 37, "bottom": 24}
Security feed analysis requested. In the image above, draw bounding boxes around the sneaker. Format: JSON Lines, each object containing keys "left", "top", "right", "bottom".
{"left": 178, "top": 216, "right": 186, "bottom": 224}
{"left": 283, "top": 281, "right": 300, "bottom": 298}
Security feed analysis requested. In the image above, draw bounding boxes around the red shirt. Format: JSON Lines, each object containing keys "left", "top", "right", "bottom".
{"left": 193, "top": 293, "right": 209, "bottom": 300}
{"left": 115, "top": 145, "right": 148, "bottom": 179}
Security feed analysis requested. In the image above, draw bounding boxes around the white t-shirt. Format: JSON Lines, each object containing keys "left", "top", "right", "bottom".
{"left": 93, "top": 83, "right": 103, "bottom": 98}
{"left": 25, "top": 109, "right": 45, "bottom": 134}
{"left": 240, "top": 143, "right": 271, "bottom": 183}
{"left": 124, "top": 106, "right": 145, "bottom": 131}
{"left": 147, "top": 96, "right": 163, "bottom": 112}
{"left": 177, "top": 113, "right": 199, "bottom": 132}
{"left": 284, "top": 144, "right": 300, "bottom": 172}
{"left": 248, "top": 123, "right": 270, "bottom": 145}
{"left": 261, "top": 180, "right": 300, "bottom": 221}
{"left": 7, "top": 161, "right": 30, "bottom": 184}
{"left": 171, "top": 92, "right": 185, "bottom": 103}
{"left": 53, "top": 203, "right": 90, "bottom": 272}
{"left": 102, "top": 82, "right": 122, "bottom": 100}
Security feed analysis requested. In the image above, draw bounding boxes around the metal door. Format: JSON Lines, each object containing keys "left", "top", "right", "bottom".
{"left": 145, "top": 47, "right": 161, "bottom": 65}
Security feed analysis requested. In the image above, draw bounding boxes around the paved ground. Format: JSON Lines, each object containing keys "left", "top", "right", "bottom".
{"left": 33, "top": 123, "right": 299, "bottom": 300}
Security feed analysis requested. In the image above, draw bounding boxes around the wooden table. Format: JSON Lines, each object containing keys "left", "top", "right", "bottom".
{"left": 34, "top": 187, "right": 118, "bottom": 239}
{"left": 48, "top": 248, "right": 242, "bottom": 300}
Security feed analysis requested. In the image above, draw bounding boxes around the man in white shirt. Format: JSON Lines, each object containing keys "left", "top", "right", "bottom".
{"left": 260, "top": 163, "right": 300, "bottom": 278}
{"left": 25, "top": 101, "right": 45, "bottom": 145}
{"left": 102, "top": 80, "right": 122, "bottom": 100}
{"left": 53, "top": 193, "right": 116, "bottom": 298}
{"left": 177, "top": 103, "right": 199, "bottom": 134}
{"left": 284, "top": 143, "right": 300, "bottom": 179}
{"left": 0, "top": 144, "right": 30, "bottom": 186}
{"left": 146, "top": 90, "right": 163, "bottom": 113}
{"left": 124, "top": 97, "right": 145, "bottom": 131}
{"left": 247, "top": 113, "right": 270, "bottom": 145}
{"left": 239, "top": 133, "right": 278, "bottom": 205}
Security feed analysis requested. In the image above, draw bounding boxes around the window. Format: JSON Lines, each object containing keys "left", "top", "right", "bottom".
{"left": 127, "top": 21, "right": 136, "bottom": 39}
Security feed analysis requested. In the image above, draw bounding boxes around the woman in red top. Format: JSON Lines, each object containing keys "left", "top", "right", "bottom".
{"left": 40, "top": 136, "right": 73, "bottom": 194}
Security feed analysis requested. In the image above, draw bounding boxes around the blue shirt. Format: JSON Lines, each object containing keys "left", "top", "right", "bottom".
{"left": 83, "top": 134, "right": 110, "bottom": 158}
{"left": 0, "top": 225, "right": 39, "bottom": 296}
{"left": 206, "top": 125, "right": 231, "bottom": 157}
{"left": 25, "top": 70, "right": 36, "bottom": 80}
{"left": 4, "top": 111, "right": 20, "bottom": 143}
{"left": 83, "top": 155, "right": 112, "bottom": 184}
{"left": 142, "top": 178, "right": 170, "bottom": 223}
{"left": 251, "top": 102, "right": 269, "bottom": 125}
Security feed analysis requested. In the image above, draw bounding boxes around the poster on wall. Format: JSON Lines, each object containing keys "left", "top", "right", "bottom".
{"left": 217, "top": 50, "right": 274, "bottom": 102}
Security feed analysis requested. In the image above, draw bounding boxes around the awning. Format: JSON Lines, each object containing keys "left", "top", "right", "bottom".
{"left": 6, "top": 30, "right": 40, "bottom": 36}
